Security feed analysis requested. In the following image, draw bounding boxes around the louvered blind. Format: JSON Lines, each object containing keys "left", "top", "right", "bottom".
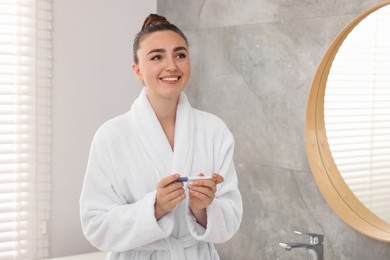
{"left": 0, "top": 0, "right": 51, "bottom": 259}
{"left": 325, "top": 6, "right": 390, "bottom": 223}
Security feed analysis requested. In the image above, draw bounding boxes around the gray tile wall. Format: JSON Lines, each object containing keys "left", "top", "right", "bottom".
{"left": 158, "top": 1, "right": 390, "bottom": 259}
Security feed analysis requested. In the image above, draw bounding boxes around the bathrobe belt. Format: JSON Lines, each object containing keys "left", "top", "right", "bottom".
{"left": 134, "top": 235, "right": 199, "bottom": 260}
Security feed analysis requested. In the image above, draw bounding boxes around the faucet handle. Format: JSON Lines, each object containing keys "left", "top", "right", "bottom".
{"left": 294, "top": 230, "right": 324, "bottom": 244}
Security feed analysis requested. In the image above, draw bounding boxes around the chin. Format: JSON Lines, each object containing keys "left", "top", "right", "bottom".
{"left": 162, "top": 85, "right": 185, "bottom": 96}
{"left": 146, "top": 83, "right": 186, "bottom": 100}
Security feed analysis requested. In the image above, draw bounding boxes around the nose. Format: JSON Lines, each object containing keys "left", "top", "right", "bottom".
{"left": 165, "top": 57, "right": 178, "bottom": 72}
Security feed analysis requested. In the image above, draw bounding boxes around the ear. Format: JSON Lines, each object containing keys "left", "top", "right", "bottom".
{"left": 132, "top": 63, "right": 143, "bottom": 81}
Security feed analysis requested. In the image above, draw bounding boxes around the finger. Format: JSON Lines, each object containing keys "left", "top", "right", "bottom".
{"left": 212, "top": 173, "right": 224, "bottom": 184}
{"left": 164, "top": 188, "right": 186, "bottom": 202}
{"left": 158, "top": 174, "right": 181, "bottom": 188}
{"left": 189, "top": 188, "right": 213, "bottom": 202}
{"left": 189, "top": 186, "right": 214, "bottom": 200}
{"left": 157, "top": 182, "right": 184, "bottom": 200}
{"left": 169, "top": 191, "right": 186, "bottom": 204}
{"left": 156, "top": 189, "right": 186, "bottom": 213}
{"left": 157, "top": 187, "right": 185, "bottom": 206}
{"left": 190, "top": 178, "right": 216, "bottom": 189}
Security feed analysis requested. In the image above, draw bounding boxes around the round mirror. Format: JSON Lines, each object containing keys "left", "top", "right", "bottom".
{"left": 325, "top": 4, "right": 390, "bottom": 223}
{"left": 306, "top": 0, "right": 390, "bottom": 242}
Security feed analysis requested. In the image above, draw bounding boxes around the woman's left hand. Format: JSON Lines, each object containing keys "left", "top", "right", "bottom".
{"left": 188, "top": 173, "right": 224, "bottom": 211}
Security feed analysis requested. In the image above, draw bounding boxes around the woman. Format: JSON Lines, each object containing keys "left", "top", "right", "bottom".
{"left": 80, "top": 14, "right": 242, "bottom": 260}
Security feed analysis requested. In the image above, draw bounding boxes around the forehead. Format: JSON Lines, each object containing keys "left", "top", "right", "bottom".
{"left": 138, "top": 30, "right": 188, "bottom": 53}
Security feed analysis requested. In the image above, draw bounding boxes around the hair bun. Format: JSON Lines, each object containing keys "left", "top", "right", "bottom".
{"left": 142, "top": 14, "right": 170, "bottom": 30}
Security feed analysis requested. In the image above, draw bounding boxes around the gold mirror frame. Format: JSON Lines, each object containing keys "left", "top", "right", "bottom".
{"left": 305, "top": 0, "right": 390, "bottom": 242}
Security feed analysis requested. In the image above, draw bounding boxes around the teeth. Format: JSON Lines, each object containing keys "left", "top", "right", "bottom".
{"left": 161, "top": 77, "right": 179, "bottom": 81}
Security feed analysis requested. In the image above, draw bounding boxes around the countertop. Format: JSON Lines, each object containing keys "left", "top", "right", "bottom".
{"left": 47, "top": 252, "right": 106, "bottom": 260}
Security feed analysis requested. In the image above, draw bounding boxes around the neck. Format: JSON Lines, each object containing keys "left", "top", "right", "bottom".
{"left": 154, "top": 102, "right": 177, "bottom": 125}
{"left": 147, "top": 93, "right": 179, "bottom": 123}
{"left": 146, "top": 90, "right": 180, "bottom": 150}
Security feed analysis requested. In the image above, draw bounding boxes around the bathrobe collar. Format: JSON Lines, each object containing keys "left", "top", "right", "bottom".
{"left": 130, "top": 88, "right": 195, "bottom": 179}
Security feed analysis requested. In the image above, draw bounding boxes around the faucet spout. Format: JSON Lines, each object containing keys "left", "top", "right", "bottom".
{"left": 279, "top": 242, "right": 323, "bottom": 260}
{"left": 279, "top": 242, "right": 311, "bottom": 250}
{"left": 279, "top": 231, "right": 324, "bottom": 260}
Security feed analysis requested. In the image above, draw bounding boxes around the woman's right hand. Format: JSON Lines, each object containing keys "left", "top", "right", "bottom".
{"left": 154, "top": 174, "right": 186, "bottom": 220}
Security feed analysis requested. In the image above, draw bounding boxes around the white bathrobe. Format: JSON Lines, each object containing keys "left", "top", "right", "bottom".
{"left": 80, "top": 88, "right": 242, "bottom": 260}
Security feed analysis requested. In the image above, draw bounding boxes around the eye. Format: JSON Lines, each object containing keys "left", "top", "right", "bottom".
{"left": 176, "top": 53, "right": 186, "bottom": 59}
{"left": 151, "top": 55, "right": 162, "bottom": 61}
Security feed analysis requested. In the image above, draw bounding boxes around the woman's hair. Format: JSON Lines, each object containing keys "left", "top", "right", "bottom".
{"left": 133, "top": 14, "right": 188, "bottom": 64}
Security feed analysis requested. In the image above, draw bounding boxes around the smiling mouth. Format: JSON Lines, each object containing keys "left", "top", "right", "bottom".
{"left": 160, "top": 76, "right": 181, "bottom": 82}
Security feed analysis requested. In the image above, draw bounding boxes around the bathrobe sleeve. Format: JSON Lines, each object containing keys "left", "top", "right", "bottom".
{"left": 79, "top": 127, "right": 174, "bottom": 252}
{"left": 186, "top": 116, "right": 243, "bottom": 243}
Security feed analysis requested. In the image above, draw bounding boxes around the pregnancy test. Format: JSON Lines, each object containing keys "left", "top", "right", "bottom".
{"left": 176, "top": 176, "right": 213, "bottom": 182}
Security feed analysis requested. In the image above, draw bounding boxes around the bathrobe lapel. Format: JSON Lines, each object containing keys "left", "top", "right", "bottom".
{"left": 130, "top": 88, "right": 173, "bottom": 179}
{"left": 129, "top": 89, "right": 199, "bottom": 259}
{"left": 130, "top": 88, "right": 195, "bottom": 179}
{"left": 172, "top": 90, "right": 195, "bottom": 178}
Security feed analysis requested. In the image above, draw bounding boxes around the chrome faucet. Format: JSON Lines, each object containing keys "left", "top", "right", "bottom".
{"left": 279, "top": 230, "right": 324, "bottom": 260}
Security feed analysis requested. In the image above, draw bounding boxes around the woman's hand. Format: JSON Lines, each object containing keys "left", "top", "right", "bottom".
{"left": 188, "top": 173, "right": 224, "bottom": 227}
{"left": 154, "top": 174, "right": 185, "bottom": 220}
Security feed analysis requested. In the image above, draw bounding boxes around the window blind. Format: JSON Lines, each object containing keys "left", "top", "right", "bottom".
{"left": 0, "top": 0, "right": 52, "bottom": 259}
{"left": 325, "top": 6, "right": 390, "bottom": 223}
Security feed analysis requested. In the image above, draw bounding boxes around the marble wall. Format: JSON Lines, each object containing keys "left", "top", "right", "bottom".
{"left": 158, "top": 0, "right": 390, "bottom": 259}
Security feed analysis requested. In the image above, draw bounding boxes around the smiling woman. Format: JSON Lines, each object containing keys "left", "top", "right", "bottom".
{"left": 132, "top": 30, "right": 191, "bottom": 111}
{"left": 79, "top": 13, "right": 242, "bottom": 260}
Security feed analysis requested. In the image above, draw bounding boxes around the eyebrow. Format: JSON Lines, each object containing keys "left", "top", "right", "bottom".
{"left": 147, "top": 46, "right": 188, "bottom": 55}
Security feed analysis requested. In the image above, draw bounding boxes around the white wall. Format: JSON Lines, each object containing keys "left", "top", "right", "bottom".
{"left": 51, "top": 1, "right": 156, "bottom": 257}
